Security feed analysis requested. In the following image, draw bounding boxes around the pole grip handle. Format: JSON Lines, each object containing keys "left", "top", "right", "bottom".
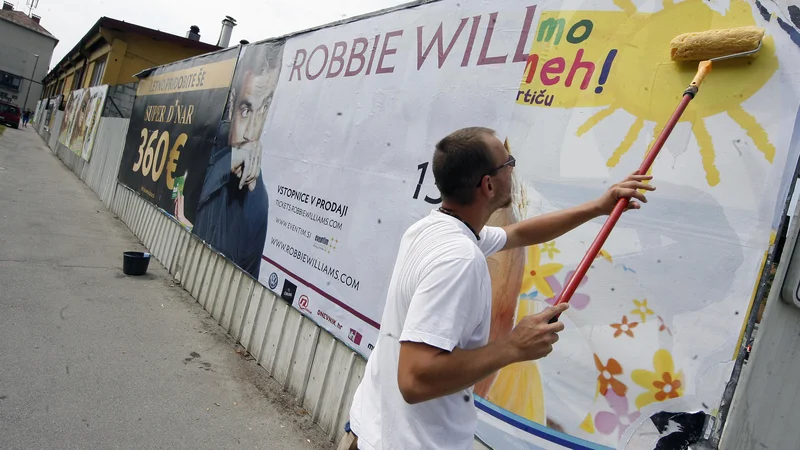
{"left": 690, "top": 61, "right": 713, "bottom": 89}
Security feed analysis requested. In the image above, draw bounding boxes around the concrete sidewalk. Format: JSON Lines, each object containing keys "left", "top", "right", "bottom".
{"left": 0, "top": 126, "right": 332, "bottom": 449}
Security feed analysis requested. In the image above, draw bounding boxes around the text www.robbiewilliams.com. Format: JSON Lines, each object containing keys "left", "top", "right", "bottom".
{"left": 270, "top": 238, "right": 360, "bottom": 291}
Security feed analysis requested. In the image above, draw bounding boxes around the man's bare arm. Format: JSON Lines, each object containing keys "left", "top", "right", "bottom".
{"left": 397, "top": 304, "right": 567, "bottom": 404}
{"left": 501, "top": 174, "right": 655, "bottom": 251}
{"left": 502, "top": 202, "right": 600, "bottom": 251}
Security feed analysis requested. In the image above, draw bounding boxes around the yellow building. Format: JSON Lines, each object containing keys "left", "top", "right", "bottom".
{"left": 42, "top": 17, "right": 222, "bottom": 99}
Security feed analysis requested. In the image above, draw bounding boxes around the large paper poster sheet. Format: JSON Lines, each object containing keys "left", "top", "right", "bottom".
{"left": 117, "top": 48, "right": 239, "bottom": 225}
{"left": 45, "top": 95, "right": 60, "bottom": 132}
{"left": 57, "top": 85, "right": 108, "bottom": 161}
{"left": 182, "top": 41, "right": 285, "bottom": 281}
{"left": 254, "top": 0, "right": 800, "bottom": 448}
{"left": 33, "top": 100, "right": 43, "bottom": 124}
{"left": 58, "top": 89, "right": 82, "bottom": 150}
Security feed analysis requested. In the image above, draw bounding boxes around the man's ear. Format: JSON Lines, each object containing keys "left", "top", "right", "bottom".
{"left": 486, "top": 176, "right": 495, "bottom": 196}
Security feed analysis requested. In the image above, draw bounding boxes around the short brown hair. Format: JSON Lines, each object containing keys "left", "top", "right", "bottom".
{"left": 432, "top": 127, "right": 496, "bottom": 205}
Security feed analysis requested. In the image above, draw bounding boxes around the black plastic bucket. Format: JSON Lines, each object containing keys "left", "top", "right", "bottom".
{"left": 123, "top": 251, "right": 151, "bottom": 276}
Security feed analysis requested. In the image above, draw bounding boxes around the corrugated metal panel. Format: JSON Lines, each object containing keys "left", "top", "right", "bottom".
{"left": 164, "top": 220, "right": 183, "bottom": 274}
{"left": 303, "top": 333, "right": 339, "bottom": 422}
{"left": 172, "top": 224, "right": 192, "bottom": 279}
{"left": 288, "top": 318, "right": 321, "bottom": 402}
{"left": 230, "top": 277, "right": 255, "bottom": 342}
{"left": 59, "top": 122, "right": 374, "bottom": 444}
{"left": 240, "top": 285, "right": 266, "bottom": 353}
{"left": 273, "top": 305, "right": 303, "bottom": 385}
{"left": 53, "top": 142, "right": 86, "bottom": 177}
{"left": 82, "top": 118, "right": 128, "bottom": 208}
{"left": 48, "top": 112, "right": 63, "bottom": 150}
{"left": 260, "top": 297, "right": 290, "bottom": 374}
{"left": 249, "top": 288, "right": 274, "bottom": 363}
{"left": 212, "top": 264, "right": 237, "bottom": 323}
{"left": 40, "top": 110, "right": 371, "bottom": 445}
{"left": 197, "top": 252, "right": 219, "bottom": 310}
{"left": 202, "top": 254, "right": 224, "bottom": 311}
{"left": 317, "top": 341, "right": 358, "bottom": 438}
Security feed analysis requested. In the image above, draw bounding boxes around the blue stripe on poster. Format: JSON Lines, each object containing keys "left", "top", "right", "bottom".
{"left": 475, "top": 396, "right": 613, "bottom": 450}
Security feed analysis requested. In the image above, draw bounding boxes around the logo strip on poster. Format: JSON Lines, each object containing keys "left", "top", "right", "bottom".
{"left": 262, "top": 255, "right": 380, "bottom": 329}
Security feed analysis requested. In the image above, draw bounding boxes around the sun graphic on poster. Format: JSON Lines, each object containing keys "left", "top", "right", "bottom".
{"left": 518, "top": 0, "right": 778, "bottom": 186}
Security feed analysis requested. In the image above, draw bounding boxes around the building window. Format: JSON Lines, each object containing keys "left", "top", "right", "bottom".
{"left": 89, "top": 57, "right": 106, "bottom": 87}
{"left": 0, "top": 71, "right": 22, "bottom": 92}
{"left": 71, "top": 67, "right": 84, "bottom": 90}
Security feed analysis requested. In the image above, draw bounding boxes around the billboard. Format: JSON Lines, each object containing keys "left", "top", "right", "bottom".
{"left": 56, "top": 85, "right": 109, "bottom": 161}
{"left": 44, "top": 95, "right": 61, "bottom": 132}
{"left": 117, "top": 0, "right": 800, "bottom": 448}
{"left": 116, "top": 48, "right": 239, "bottom": 224}
{"left": 33, "top": 100, "right": 44, "bottom": 124}
{"left": 252, "top": 0, "right": 800, "bottom": 448}
{"left": 173, "top": 40, "right": 285, "bottom": 281}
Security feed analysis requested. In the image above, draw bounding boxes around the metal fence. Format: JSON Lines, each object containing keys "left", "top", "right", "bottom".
{"left": 37, "top": 113, "right": 367, "bottom": 444}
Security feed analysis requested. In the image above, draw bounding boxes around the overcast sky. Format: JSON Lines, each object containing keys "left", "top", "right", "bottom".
{"left": 21, "top": 0, "right": 408, "bottom": 70}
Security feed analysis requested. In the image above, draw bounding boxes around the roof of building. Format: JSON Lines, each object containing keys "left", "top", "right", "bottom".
{"left": 48, "top": 16, "right": 222, "bottom": 74}
{"left": 0, "top": 9, "right": 57, "bottom": 41}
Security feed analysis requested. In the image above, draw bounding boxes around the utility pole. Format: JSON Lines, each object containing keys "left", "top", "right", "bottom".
{"left": 22, "top": 54, "right": 39, "bottom": 111}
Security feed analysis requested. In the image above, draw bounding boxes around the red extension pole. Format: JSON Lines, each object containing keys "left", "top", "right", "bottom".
{"left": 549, "top": 92, "right": 695, "bottom": 323}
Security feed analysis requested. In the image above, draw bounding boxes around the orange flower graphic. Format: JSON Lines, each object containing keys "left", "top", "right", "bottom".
{"left": 610, "top": 315, "right": 638, "bottom": 338}
{"left": 653, "top": 373, "right": 682, "bottom": 402}
{"left": 658, "top": 316, "right": 672, "bottom": 336}
{"left": 594, "top": 355, "right": 627, "bottom": 397}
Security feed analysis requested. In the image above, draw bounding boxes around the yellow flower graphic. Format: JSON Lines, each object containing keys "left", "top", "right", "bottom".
{"left": 597, "top": 249, "right": 613, "bottom": 263}
{"left": 542, "top": 241, "right": 560, "bottom": 259}
{"left": 580, "top": 413, "right": 595, "bottom": 434}
{"left": 630, "top": 299, "right": 654, "bottom": 323}
{"left": 519, "top": 244, "right": 562, "bottom": 298}
{"left": 631, "top": 349, "right": 684, "bottom": 409}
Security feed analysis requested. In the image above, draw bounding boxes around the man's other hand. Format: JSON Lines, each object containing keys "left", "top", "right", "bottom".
{"left": 592, "top": 173, "right": 656, "bottom": 215}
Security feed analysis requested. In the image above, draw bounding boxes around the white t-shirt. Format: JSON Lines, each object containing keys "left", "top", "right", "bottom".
{"left": 349, "top": 209, "right": 507, "bottom": 450}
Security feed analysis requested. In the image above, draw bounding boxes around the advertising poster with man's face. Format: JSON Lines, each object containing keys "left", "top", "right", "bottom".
{"left": 46, "top": 95, "right": 61, "bottom": 131}
{"left": 67, "top": 90, "right": 93, "bottom": 155}
{"left": 117, "top": 48, "right": 239, "bottom": 225}
{"left": 57, "top": 86, "right": 109, "bottom": 161}
{"left": 80, "top": 85, "right": 110, "bottom": 161}
{"left": 58, "top": 90, "right": 83, "bottom": 147}
{"left": 188, "top": 41, "right": 284, "bottom": 280}
{"left": 112, "top": 0, "right": 800, "bottom": 447}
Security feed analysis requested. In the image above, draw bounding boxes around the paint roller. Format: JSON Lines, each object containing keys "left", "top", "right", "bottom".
{"left": 548, "top": 25, "right": 765, "bottom": 323}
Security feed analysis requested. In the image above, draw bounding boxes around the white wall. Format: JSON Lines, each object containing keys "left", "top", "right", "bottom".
{"left": 0, "top": 17, "right": 56, "bottom": 111}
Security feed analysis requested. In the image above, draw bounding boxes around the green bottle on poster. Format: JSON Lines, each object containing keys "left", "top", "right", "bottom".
{"left": 172, "top": 173, "right": 186, "bottom": 199}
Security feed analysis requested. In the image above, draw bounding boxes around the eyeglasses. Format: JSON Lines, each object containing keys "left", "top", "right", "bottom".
{"left": 476, "top": 154, "right": 516, "bottom": 187}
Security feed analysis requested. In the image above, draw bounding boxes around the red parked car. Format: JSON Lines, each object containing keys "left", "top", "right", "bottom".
{"left": 0, "top": 100, "right": 21, "bottom": 129}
